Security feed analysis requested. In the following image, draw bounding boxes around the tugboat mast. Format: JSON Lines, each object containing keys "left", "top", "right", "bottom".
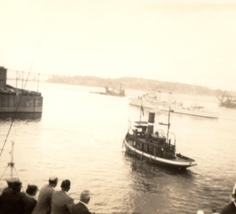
{"left": 159, "top": 106, "right": 174, "bottom": 144}
{"left": 166, "top": 106, "right": 173, "bottom": 144}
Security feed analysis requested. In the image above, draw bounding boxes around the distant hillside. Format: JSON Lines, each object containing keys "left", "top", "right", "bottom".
{"left": 47, "top": 75, "right": 226, "bottom": 96}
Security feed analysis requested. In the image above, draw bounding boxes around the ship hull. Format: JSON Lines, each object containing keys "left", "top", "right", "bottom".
{"left": 90, "top": 91, "right": 125, "bottom": 97}
{"left": 129, "top": 97, "right": 218, "bottom": 119}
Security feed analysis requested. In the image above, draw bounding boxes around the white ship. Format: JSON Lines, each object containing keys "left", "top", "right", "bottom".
{"left": 129, "top": 91, "right": 219, "bottom": 119}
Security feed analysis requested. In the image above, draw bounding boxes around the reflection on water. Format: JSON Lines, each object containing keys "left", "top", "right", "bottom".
{"left": 0, "top": 83, "right": 235, "bottom": 214}
{"left": 123, "top": 153, "right": 197, "bottom": 214}
{"left": 129, "top": 161, "right": 172, "bottom": 194}
{"left": 0, "top": 113, "right": 42, "bottom": 121}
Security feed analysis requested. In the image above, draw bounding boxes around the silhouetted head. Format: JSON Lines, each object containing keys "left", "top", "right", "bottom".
{"left": 26, "top": 185, "right": 38, "bottom": 196}
{"left": 6, "top": 177, "right": 20, "bottom": 188}
{"left": 61, "top": 180, "right": 71, "bottom": 192}
{"left": 49, "top": 176, "right": 58, "bottom": 187}
{"left": 80, "top": 190, "right": 91, "bottom": 204}
{"left": 12, "top": 181, "right": 22, "bottom": 193}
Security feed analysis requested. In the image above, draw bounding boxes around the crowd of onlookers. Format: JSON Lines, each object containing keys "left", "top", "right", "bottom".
{"left": 0, "top": 175, "right": 236, "bottom": 214}
{"left": 0, "top": 176, "right": 94, "bottom": 214}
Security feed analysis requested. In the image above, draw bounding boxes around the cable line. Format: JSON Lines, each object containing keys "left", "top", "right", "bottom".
{"left": 0, "top": 2, "right": 51, "bottom": 159}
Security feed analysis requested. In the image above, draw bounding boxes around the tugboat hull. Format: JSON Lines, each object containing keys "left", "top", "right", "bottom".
{"left": 90, "top": 91, "right": 125, "bottom": 97}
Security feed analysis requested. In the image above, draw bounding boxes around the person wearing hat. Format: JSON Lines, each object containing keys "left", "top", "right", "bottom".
{"left": 50, "top": 179, "right": 74, "bottom": 214}
{"left": 71, "top": 190, "right": 95, "bottom": 214}
{"left": 0, "top": 180, "right": 24, "bottom": 214}
{"left": 21, "top": 184, "right": 38, "bottom": 214}
{"left": 2, "top": 177, "right": 20, "bottom": 194}
{"left": 220, "top": 190, "right": 236, "bottom": 214}
{"left": 32, "top": 176, "right": 58, "bottom": 214}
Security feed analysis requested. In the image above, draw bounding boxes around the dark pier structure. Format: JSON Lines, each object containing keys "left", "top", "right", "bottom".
{"left": 0, "top": 67, "right": 43, "bottom": 113}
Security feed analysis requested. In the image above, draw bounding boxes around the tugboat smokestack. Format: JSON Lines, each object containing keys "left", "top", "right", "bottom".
{"left": 148, "top": 111, "right": 155, "bottom": 134}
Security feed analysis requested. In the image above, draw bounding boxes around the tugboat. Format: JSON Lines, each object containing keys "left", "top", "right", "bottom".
{"left": 104, "top": 82, "right": 125, "bottom": 97}
{"left": 217, "top": 91, "right": 236, "bottom": 108}
{"left": 123, "top": 107, "right": 197, "bottom": 170}
{"left": 90, "top": 82, "right": 125, "bottom": 97}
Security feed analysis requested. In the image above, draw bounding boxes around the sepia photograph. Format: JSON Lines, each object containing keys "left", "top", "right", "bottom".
{"left": 0, "top": 0, "right": 236, "bottom": 214}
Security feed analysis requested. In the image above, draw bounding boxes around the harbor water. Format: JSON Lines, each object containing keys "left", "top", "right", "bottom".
{"left": 0, "top": 82, "right": 236, "bottom": 214}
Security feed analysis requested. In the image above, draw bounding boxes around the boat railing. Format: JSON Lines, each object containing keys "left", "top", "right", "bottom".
{"left": 169, "top": 132, "right": 176, "bottom": 146}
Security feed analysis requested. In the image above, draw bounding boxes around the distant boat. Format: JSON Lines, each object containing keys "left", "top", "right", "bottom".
{"left": 90, "top": 82, "right": 126, "bottom": 97}
{"left": 0, "top": 67, "right": 43, "bottom": 113}
{"left": 129, "top": 90, "right": 218, "bottom": 119}
{"left": 123, "top": 108, "right": 197, "bottom": 170}
{"left": 217, "top": 91, "right": 236, "bottom": 109}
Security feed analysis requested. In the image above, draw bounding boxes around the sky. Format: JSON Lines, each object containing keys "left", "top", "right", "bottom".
{"left": 0, "top": 0, "right": 236, "bottom": 91}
